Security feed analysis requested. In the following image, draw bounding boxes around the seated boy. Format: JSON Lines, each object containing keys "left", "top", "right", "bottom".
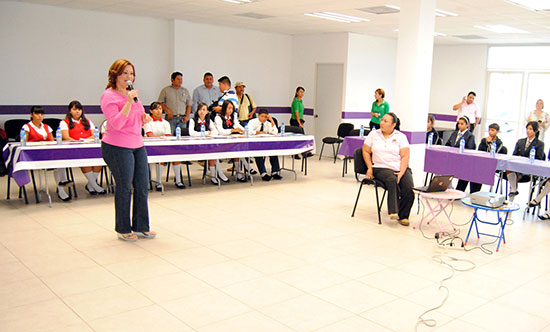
{"left": 248, "top": 109, "right": 282, "bottom": 181}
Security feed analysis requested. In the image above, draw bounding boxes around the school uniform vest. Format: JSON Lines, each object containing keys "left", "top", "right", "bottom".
{"left": 194, "top": 118, "right": 209, "bottom": 132}
{"left": 221, "top": 116, "right": 234, "bottom": 130}
{"left": 65, "top": 119, "right": 92, "bottom": 139}
{"left": 26, "top": 123, "right": 52, "bottom": 142}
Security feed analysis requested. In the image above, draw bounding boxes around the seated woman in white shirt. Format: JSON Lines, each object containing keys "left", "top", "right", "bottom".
{"left": 189, "top": 103, "right": 229, "bottom": 185}
{"left": 143, "top": 102, "right": 185, "bottom": 190}
{"left": 248, "top": 109, "right": 282, "bottom": 181}
{"left": 214, "top": 100, "right": 256, "bottom": 182}
{"left": 363, "top": 113, "right": 414, "bottom": 226}
{"left": 55, "top": 100, "right": 106, "bottom": 199}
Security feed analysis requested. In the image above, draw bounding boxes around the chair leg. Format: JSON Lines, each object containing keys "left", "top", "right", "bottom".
{"left": 165, "top": 162, "right": 171, "bottom": 182}
{"left": 21, "top": 185, "right": 29, "bottom": 204}
{"left": 6, "top": 174, "right": 11, "bottom": 200}
{"left": 186, "top": 163, "right": 191, "bottom": 187}
{"left": 333, "top": 142, "right": 341, "bottom": 163}
{"left": 375, "top": 186, "right": 382, "bottom": 225}
{"left": 30, "top": 170, "right": 40, "bottom": 204}
{"left": 351, "top": 182, "right": 364, "bottom": 217}
{"left": 319, "top": 143, "right": 325, "bottom": 160}
{"left": 331, "top": 144, "right": 336, "bottom": 163}
{"left": 68, "top": 168, "right": 77, "bottom": 198}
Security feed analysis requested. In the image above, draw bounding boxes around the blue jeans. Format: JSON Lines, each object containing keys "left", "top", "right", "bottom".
{"left": 167, "top": 115, "right": 187, "bottom": 134}
{"left": 101, "top": 142, "right": 150, "bottom": 234}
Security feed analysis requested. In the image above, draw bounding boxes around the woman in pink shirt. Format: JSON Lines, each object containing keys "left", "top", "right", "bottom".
{"left": 363, "top": 113, "right": 414, "bottom": 226}
{"left": 100, "top": 59, "right": 155, "bottom": 242}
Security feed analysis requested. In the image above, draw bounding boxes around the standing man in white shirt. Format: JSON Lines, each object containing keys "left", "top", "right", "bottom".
{"left": 192, "top": 72, "right": 222, "bottom": 114}
{"left": 452, "top": 91, "right": 480, "bottom": 132}
{"left": 158, "top": 72, "right": 192, "bottom": 133}
{"left": 235, "top": 81, "right": 257, "bottom": 126}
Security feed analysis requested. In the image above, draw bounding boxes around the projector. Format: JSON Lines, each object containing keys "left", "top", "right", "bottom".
{"left": 470, "top": 191, "right": 505, "bottom": 208}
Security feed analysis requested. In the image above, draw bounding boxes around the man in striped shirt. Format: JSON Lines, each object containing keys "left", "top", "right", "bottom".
{"left": 212, "top": 76, "right": 239, "bottom": 123}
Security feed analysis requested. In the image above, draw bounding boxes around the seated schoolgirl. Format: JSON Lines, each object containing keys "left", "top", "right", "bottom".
{"left": 214, "top": 100, "right": 256, "bottom": 182}
{"left": 23, "top": 106, "right": 72, "bottom": 200}
{"left": 189, "top": 103, "right": 229, "bottom": 185}
{"left": 507, "top": 121, "right": 545, "bottom": 200}
{"left": 143, "top": 102, "right": 185, "bottom": 190}
{"left": 445, "top": 116, "right": 476, "bottom": 192}
{"left": 248, "top": 109, "right": 282, "bottom": 181}
{"left": 55, "top": 100, "right": 106, "bottom": 198}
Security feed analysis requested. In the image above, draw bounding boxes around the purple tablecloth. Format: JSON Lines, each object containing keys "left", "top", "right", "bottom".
{"left": 424, "top": 146, "right": 498, "bottom": 185}
{"left": 3, "top": 135, "right": 314, "bottom": 187}
{"left": 338, "top": 136, "right": 365, "bottom": 157}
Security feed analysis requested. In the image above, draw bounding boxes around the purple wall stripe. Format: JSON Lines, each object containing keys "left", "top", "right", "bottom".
{"left": 431, "top": 113, "right": 457, "bottom": 122}
{"left": 0, "top": 105, "right": 314, "bottom": 117}
{"left": 341, "top": 112, "right": 459, "bottom": 122}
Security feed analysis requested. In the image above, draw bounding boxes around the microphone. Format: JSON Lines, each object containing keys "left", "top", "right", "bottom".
{"left": 126, "top": 80, "right": 138, "bottom": 102}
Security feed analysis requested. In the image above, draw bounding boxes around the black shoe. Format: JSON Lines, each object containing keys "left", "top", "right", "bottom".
{"left": 175, "top": 182, "right": 186, "bottom": 189}
{"left": 249, "top": 169, "right": 258, "bottom": 175}
{"left": 220, "top": 177, "right": 230, "bottom": 183}
{"left": 261, "top": 174, "right": 272, "bottom": 181}
{"left": 272, "top": 173, "right": 283, "bottom": 180}
{"left": 509, "top": 191, "right": 519, "bottom": 198}
{"left": 303, "top": 152, "right": 313, "bottom": 158}
{"left": 538, "top": 213, "right": 550, "bottom": 220}
{"left": 95, "top": 188, "right": 107, "bottom": 195}
{"left": 528, "top": 200, "right": 540, "bottom": 208}
{"left": 236, "top": 176, "right": 248, "bottom": 183}
{"left": 56, "top": 188, "right": 72, "bottom": 202}
{"left": 58, "top": 180, "right": 72, "bottom": 186}
{"left": 211, "top": 178, "right": 219, "bottom": 185}
{"left": 293, "top": 155, "right": 301, "bottom": 160}
{"left": 155, "top": 184, "right": 163, "bottom": 192}
{"left": 85, "top": 185, "right": 98, "bottom": 195}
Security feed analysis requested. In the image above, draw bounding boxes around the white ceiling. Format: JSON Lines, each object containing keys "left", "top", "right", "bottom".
{"left": 8, "top": 0, "right": 550, "bottom": 44}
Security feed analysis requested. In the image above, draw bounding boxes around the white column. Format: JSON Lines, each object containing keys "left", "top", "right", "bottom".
{"left": 394, "top": 0, "right": 436, "bottom": 184}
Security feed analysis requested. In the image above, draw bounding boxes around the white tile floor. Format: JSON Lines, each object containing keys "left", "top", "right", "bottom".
{"left": 1, "top": 157, "right": 550, "bottom": 332}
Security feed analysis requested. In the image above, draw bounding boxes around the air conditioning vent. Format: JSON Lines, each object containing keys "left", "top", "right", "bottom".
{"left": 358, "top": 6, "right": 400, "bottom": 14}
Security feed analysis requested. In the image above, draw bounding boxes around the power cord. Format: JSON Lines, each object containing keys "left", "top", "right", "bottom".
{"left": 415, "top": 255, "right": 476, "bottom": 331}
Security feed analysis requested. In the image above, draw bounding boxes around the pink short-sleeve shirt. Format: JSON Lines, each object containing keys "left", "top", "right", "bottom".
{"left": 364, "top": 129, "right": 410, "bottom": 172}
{"left": 100, "top": 89, "right": 145, "bottom": 149}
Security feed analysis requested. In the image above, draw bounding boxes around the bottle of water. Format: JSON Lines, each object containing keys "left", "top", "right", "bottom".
{"left": 360, "top": 125, "right": 365, "bottom": 138}
{"left": 427, "top": 132, "right": 433, "bottom": 148}
{"left": 530, "top": 146, "right": 536, "bottom": 164}
{"left": 175, "top": 125, "right": 181, "bottom": 141}
{"left": 490, "top": 141, "right": 496, "bottom": 158}
{"left": 200, "top": 123, "right": 206, "bottom": 137}
{"left": 94, "top": 126, "right": 100, "bottom": 144}
{"left": 56, "top": 127, "right": 62, "bottom": 145}
{"left": 459, "top": 137, "right": 465, "bottom": 153}
{"left": 280, "top": 123, "right": 285, "bottom": 136}
{"left": 20, "top": 128, "right": 26, "bottom": 146}
{"left": 245, "top": 123, "right": 249, "bottom": 137}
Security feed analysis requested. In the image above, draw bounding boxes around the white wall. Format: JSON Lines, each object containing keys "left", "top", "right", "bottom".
{"left": 345, "top": 33, "right": 397, "bottom": 128}
{"left": 429, "top": 44, "right": 488, "bottom": 129}
{"left": 290, "top": 33, "right": 349, "bottom": 134}
{"left": 173, "top": 20, "right": 293, "bottom": 108}
{"left": 0, "top": 1, "right": 171, "bottom": 106}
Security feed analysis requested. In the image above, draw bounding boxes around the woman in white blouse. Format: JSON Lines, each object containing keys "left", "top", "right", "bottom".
{"left": 362, "top": 113, "right": 414, "bottom": 226}
{"left": 525, "top": 99, "right": 549, "bottom": 140}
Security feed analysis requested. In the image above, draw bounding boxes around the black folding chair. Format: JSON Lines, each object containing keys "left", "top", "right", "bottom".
{"left": 351, "top": 148, "right": 387, "bottom": 224}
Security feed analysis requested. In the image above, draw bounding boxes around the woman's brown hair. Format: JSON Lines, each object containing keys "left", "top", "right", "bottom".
{"left": 106, "top": 59, "right": 135, "bottom": 89}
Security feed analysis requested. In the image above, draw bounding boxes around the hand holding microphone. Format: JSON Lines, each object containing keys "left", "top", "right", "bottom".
{"left": 126, "top": 80, "right": 139, "bottom": 103}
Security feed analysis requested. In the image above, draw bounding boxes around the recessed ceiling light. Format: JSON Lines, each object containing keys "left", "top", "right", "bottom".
{"left": 222, "top": 0, "right": 257, "bottom": 4}
{"left": 435, "top": 9, "right": 458, "bottom": 16}
{"left": 393, "top": 29, "right": 446, "bottom": 36}
{"left": 506, "top": 0, "right": 550, "bottom": 11}
{"left": 304, "top": 12, "right": 370, "bottom": 23}
{"left": 474, "top": 24, "right": 530, "bottom": 33}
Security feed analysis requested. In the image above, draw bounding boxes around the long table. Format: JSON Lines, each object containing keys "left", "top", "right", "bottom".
{"left": 3, "top": 135, "right": 315, "bottom": 187}
{"left": 424, "top": 145, "right": 550, "bottom": 185}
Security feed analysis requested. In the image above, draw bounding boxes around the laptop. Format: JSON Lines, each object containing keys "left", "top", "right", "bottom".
{"left": 414, "top": 175, "right": 454, "bottom": 193}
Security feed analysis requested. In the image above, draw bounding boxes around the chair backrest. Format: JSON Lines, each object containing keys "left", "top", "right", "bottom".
{"left": 4, "top": 119, "right": 29, "bottom": 141}
{"left": 181, "top": 127, "right": 190, "bottom": 136}
{"left": 271, "top": 117, "right": 279, "bottom": 129}
{"left": 283, "top": 125, "right": 304, "bottom": 134}
{"left": 337, "top": 123, "right": 354, "bottom": 138}
{"left": 353, "top": 147, "right": 367, "bottom": 175}
{"left": 500, "top": 145, "right": 508, "bottom": 155}
{"left": 43, "top": 118, "right": 61, "bottom": 134}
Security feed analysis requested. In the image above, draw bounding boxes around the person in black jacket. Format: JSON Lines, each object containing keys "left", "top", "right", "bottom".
{"left": 445, "top": 117, "right": 476, "bottom": 192}
{"left": 426, "top": 115, "right": 441, "bottom": 145}
{"left": 507, "top": 121, "right": 545, "bottom": 200}
{"left": 470, "top": 123, "right": 505, "bottom": 193}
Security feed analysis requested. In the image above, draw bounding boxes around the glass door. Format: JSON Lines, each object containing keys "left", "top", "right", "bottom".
{"left": 484, "top": 72, "right": 524, "bottom": 152}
